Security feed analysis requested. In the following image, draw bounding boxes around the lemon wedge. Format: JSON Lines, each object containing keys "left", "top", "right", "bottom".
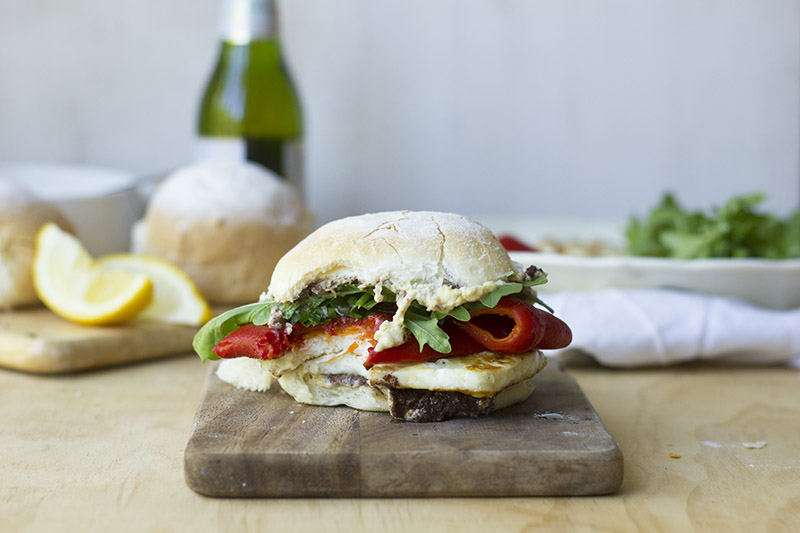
{"left": 97, "top": 254, "right": 212, "bottom": 326}
{"left": 33, "top": 223, "right": 153, "bottom": 325}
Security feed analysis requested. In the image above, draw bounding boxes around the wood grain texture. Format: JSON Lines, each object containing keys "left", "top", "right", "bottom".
{"left": 0, "top": 307, "right": 200, "bottom": 373}
{"left": 184, "top": 361, "right": 623, "bottom": 498}
{"left": 2, "top": 355, "right": 800, "bottom": 531}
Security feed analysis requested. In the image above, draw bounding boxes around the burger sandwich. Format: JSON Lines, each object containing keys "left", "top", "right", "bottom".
{"left": 193, "top": 210, "right": 572, "bottom": 422}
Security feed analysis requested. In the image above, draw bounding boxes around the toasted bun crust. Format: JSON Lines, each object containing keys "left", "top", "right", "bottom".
{"left": 134, "top": 162, "right": 312, "bottom": 304}
{"left": 267, "top": 211, "right": 524, "bottom": 310}
{"left": 0, "top": 180, "right": 74, "bottom": 309}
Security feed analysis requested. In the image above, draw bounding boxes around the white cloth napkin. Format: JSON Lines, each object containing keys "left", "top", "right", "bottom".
{"left": 542, "top": 289, "right": 800, "bottom": 367}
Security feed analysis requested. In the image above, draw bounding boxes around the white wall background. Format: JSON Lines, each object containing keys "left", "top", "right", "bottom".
{"left": 1, "top": 0, "right": 798, "bottom": 225}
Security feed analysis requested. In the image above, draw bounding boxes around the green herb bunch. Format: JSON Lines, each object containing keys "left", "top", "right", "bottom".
{"left": 626, "top": 193, "right": 800, "bottom": 259}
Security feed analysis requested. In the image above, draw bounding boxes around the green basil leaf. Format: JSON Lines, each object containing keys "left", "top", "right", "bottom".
{"left": 193, "top": 302, "right": 272, "bottom": 362}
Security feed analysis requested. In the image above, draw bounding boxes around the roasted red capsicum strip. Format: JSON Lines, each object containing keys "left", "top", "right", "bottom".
{"left": 212, "top": 314, "right": 389, "bottom": 360}
{"left": 212, "top": 297, "right": 571, "bottom": 365}
{"left": 533, "top": 307, "right": 573, "bottom": 350}
{"left": 363, "top": 322, "right": 483, "bottom": 368}
{"left": 213, "top": 323, "right": 288, "bottom": 360}
{"left": 365, "top": 297, "right": 571, "bottom": 367}
{"left": 497, "top": 234, "right": 537, "bottom": 252}
{"left": 452, "top": 296, "right": 571, "bottom": 352}
{"left": 451, "top": 296, "right": 545, "bottom": 353}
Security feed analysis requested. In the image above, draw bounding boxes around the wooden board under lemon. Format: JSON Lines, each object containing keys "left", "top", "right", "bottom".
{"left": 0, "top": 223, "right": 215, "bottom": 373}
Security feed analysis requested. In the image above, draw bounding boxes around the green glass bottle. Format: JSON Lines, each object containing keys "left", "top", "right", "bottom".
{"left": 197, "top": 0, "right": 304, "bottom": 191}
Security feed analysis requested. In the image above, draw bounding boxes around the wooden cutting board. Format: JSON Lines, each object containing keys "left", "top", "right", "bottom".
{"left": 0, "top": 307, "right": 201, "bottom": 373}
{"left": 184, "top": 361, "right": 623, "bottom": 498}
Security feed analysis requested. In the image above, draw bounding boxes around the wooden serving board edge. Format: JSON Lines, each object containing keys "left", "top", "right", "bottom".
{"left": 184, "top": 361, "right": 624, "bottom": 498}
{"left": 0, "top": 307, "right": 200, "bottom": 374}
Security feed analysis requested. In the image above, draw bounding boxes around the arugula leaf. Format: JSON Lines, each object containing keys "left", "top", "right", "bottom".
{"left": 403, "top": 304, "right": 452, "bottom": 353}
{"left": 433, "top": 306, "right": 471, "bottom": 322}
{"left": 479, "top": 282, "right": 522, "bottom": 307}
{"left": 626, "top": 192, "right": 800, "bottom": 259}
{"left": 780, "top": 211, "right": 800, "bottom": 258}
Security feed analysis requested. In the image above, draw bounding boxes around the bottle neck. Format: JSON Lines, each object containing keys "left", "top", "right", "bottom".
{"left": 219, "top": 0, "right": 277, "bottom": 44}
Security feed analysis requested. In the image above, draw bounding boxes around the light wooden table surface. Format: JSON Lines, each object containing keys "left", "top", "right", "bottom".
{"left": 2, "top": 354, "right": 799, "bottom": 532}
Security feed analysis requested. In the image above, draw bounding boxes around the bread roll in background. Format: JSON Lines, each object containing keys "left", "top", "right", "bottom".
{"left": 133, "top": 162, "right": 312, "bottom": 305}
{"left": 0, "top": 179, "right": 74, "bottom": 309}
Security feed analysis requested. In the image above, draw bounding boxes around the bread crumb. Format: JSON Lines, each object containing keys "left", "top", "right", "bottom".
{"left": 742, "top": 441, "right": 767, "bottom": 449}
{"left": 669, "top": 453, "right": 681, "bottom": 459}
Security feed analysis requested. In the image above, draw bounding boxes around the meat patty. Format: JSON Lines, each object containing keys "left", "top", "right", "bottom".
{"left": 385, "top": 387, "right": 495, "bottom": 422}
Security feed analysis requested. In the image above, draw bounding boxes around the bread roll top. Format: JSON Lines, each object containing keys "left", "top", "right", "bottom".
{"left": 135, "top": 162, "right": 311, "bottom": 304}
{"left": 267, "top": 210, "right": 524, "bottom": 311}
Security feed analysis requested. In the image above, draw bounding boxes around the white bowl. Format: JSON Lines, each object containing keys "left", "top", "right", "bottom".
{"left": 510, "top": 251, "right": 800, "bottom": 310}
{"left": 0, "top": 163, "right": 144, "bottom": 256}
{"left": 476, "top": 215, "right": 800, "bottom": 310}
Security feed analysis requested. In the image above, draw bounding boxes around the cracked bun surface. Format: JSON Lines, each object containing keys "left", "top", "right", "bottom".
{"left": 267, "top": 210, "right": 525, "bottom": 311}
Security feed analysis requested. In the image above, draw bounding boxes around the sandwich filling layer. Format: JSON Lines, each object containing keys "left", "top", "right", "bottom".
{"left": 219, "top": 347, "right": 545, "bottom": 422}
{"left": 205, "top": 290, "right": 565, "bottom": 421}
